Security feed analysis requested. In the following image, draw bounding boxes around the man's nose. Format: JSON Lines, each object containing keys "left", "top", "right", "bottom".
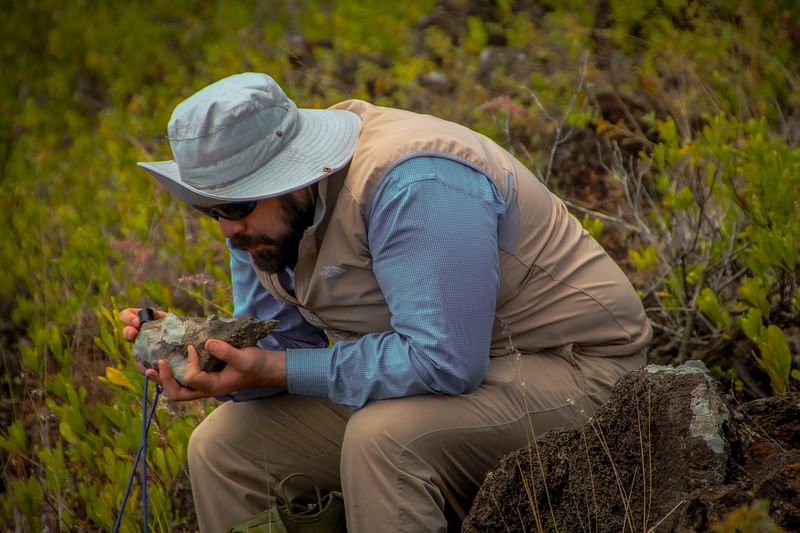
{"left": 218, "top": 217, "right": 246, "bottom": 238}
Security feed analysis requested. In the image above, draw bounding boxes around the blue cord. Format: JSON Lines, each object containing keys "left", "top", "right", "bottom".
{"left": 112, "top": 376, "right": 162, "bottom": 533}
{"left": 142, "top": 376, "right": 149, "bottom": 532}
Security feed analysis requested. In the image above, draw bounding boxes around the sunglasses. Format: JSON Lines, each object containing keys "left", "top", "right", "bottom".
{"left": 193, "top": 201, "right": 258, "bottom": 221}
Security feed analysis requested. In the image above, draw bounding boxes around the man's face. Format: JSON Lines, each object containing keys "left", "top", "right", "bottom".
{"left": 226, "top": 189, "right": 315, "bottom": 273}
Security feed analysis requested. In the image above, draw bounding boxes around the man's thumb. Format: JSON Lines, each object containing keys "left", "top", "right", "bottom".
{"left": 205, "top": 339, "right": 234, "bottom": 361}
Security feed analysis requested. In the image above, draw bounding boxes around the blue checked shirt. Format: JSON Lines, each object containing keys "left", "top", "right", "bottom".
{"left": 230, "top": 156, "right": 506, "bottom": 409}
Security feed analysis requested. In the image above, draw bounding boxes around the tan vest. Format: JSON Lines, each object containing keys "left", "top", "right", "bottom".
{"left": 257, "top": 101, "right": 651, "bottom": 357}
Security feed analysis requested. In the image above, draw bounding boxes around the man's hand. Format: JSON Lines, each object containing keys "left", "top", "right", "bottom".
{"left": 176, "top": 340, "right": 287, "bottom": 400}
{"left": 119, "top": 307, "right": 286, "bottom": 401}
{"left": 120, "top": 307, "right": 170, "bottom": 382}
{"left": 119, "top": 307, "right": 168, "bottom": 343}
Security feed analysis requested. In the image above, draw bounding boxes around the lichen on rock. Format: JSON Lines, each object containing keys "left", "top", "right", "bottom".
{"left": 133, "top": 313, "right": 278, "bottom": 387}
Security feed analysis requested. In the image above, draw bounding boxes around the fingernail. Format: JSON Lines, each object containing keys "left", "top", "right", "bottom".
{"left": 206, "top": 340, "right": 219, "bottom": 354}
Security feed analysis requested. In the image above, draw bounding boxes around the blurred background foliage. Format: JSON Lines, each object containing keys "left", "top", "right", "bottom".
{"left": 1, "top": 0, "right": 798, "bottom": 530}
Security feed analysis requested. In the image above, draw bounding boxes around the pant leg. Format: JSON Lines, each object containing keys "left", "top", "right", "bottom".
{"left": 341, "top": 348, "right": 644, "bottom": 533}
{"left": 187, "top": 394, "right": 351, "bottom": 533}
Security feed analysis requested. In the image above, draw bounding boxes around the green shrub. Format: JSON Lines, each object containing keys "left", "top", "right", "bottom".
{"left": 626, "top": 115, "right": 799, "bottom": 394}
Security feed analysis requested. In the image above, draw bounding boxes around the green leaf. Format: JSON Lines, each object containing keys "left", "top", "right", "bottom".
{"left": 166, "top": 447, "right": 181, "bottom": 479}
{"left": 0, "top": 420, "right": 28, "bottom": 455}
{"left": 738, "top": 277, "right": 771, "bottom": 317}
{"left": 629, "top": 245, "right": 658, "bottom": 271}
{"left": 696, "top": 288, "right": 732, "bottom": 330}
{"left": 59, "top": 421, "right": 80, "bottom": 446}
{"left": 580, "top": 214, "right": 605, "bottom": 241}
{"left": 739, "top": 308, "right": 764, "bottom": 343}
{"left": 764, "top": 325, "right": 791, "bottom": 394}
{"left": 465, "top": 16, "right": 489, "bottom": 55}
{"left": 153, "top": 446, "right": 167, "bottom": 478}
{"left": 104, "top": 366, "right": 135, "bottom": 391}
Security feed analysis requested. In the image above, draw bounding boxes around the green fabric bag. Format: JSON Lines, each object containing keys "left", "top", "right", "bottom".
{"left": 227, "top": 473, "right": 346, "bottom": 533}
{"left": 226, "top": 504, "right": 288, "bottom": 533}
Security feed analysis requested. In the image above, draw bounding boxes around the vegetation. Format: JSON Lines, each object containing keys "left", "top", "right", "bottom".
{"left": 1, "top": 0, "right": 797, "bottom": 530}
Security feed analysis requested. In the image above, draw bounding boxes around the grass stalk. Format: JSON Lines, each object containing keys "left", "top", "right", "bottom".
{"left": 646, "top": 500, "right": 686, "bottom": 533}
{"left": 519, "top": 363, "right": 559, "bottom": 533}
{"left": 581, "top": 428, "right": 598, "bottom": 533}
{"left": 589, "top": 418, "right": 635, "bottom": 531}
{"left": 516, "top": 457, "right": 542, "bottom": 532}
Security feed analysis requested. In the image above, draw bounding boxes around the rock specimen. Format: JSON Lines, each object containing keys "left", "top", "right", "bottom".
{"left": 463, "top": 361, "right": 800, "bottom": 532}
{"left": 133, "top": 313, "right": 278, "bottom": 387}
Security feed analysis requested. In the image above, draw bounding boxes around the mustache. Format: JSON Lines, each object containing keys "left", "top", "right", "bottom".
{"left": 230, "top": 233, "right": 279, "bottom": 250}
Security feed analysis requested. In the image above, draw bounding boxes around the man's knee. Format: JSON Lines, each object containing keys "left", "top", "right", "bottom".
{"left": 187, "top": 402, "right": 256, "bottom": 472}
{"left": 187, "top": 409, "right": 223, "bottom": 472}
{"left": 342, "top": 400, "right": 421, "bottom": 460}
{"left": 342, "top": 403, "right": 396, "bottom": 459}
{"left": 340, "top": 399, "right": 457, "bottom": 531}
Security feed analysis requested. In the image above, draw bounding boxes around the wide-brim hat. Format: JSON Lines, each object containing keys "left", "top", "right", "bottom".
{"left": 137, "top": 73, "right": 361, "bottom": 207}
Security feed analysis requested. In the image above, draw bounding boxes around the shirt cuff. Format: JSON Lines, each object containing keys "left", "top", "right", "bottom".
{"left": 285, "top": 347, "right": 332, "bottom": 396}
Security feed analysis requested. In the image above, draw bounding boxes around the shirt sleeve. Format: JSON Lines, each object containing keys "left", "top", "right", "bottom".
{"left": 286, "top": 157, "right": 506, "bottom": 410}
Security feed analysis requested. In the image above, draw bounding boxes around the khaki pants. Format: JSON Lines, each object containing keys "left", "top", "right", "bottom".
{"left": 188, "top": 348, "right": 645, "bottom": 532}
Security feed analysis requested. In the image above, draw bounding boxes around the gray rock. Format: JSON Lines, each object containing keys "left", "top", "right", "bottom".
{"left": 420, "top": 71, "right": 451, "bottom": 93}
{"left": 133, "top": 313, "right": 278, "bottom": 387}
{"left": 463, "top": 361, "right": 800, "bottom": 532}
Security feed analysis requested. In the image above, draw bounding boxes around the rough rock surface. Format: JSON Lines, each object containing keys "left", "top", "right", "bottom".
{"left": 463, "top": 361, "right": 800, "bottom": 532}
{"left": 133, "top": 313, "right": 278, "bottom": 387}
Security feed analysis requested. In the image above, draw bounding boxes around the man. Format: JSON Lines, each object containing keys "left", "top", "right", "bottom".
{"left": 121, "top": 72, "right": 651, "bottom": 532}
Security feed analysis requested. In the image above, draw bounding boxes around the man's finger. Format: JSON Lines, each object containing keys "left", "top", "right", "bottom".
{"left": 119, "top": 308, "right": 139, "bottom": 326}
{"left": 123, "top": 325, "right": 139, "bottom": 342}
{"left": 156, "top": 359, "right": 203, "bottom": 401}
{"left": 183, "top": 345, "right": 220, "bottom": 394}
{"left": 132, "top": 360, "right": 161, "bottom": 384}
{"left": 185, "top": 345, "right": 202, "bottom": 375}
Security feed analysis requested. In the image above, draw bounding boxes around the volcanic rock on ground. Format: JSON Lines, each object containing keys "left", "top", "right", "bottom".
{"left": 463, "top": 361, "right": 800, "bottom": 532}
{"left": 133, "top": 313, "right": 278, "bottom": 387}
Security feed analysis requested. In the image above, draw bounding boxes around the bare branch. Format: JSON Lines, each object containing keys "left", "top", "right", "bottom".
{"left": 561, "top": 199, "right": 643, "bottom": 234}
{"left": 527, "top": 54, "right": 590, "bottom": 185}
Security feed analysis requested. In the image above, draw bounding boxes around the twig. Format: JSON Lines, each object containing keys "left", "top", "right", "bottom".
{"left": 561, "top": 199, "right": 643, "bottom": 234}
{"left": 527, "top": 53, "right": 589, "bottom": 185}
{"left": 678, "top": 267, "right": 707, "bottom": 362}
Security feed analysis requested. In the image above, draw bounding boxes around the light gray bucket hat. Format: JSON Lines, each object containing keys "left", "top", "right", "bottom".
{"left": 137, "top": 72, "right": 361, "bottom": 207}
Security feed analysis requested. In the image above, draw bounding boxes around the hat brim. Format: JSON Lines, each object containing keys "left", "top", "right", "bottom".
{"left": 137, "top": 109, "right": 361, "bottom": 207}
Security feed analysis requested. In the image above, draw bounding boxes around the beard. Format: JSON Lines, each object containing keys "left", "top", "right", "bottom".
{"left": 229, "top": 193, "right": 315, "bottom": 274}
